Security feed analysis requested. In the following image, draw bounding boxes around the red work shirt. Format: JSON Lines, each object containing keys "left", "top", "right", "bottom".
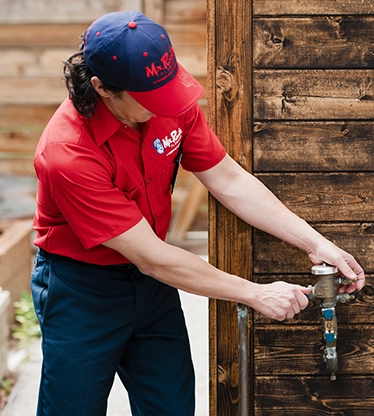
{"left": 33, "top": 98, "right": 226, "bottom": 265}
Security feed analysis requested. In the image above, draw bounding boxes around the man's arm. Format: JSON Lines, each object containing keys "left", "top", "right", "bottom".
{"left": 194, "top": 153, "right": 365, "bottom": 292}
{"left": 103, "top": 152, "right": 364, "bottom": 320}
{"left": 102, "top": 218, "right": 310, "bottom": 321}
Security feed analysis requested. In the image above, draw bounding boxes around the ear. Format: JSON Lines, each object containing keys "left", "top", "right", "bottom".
{"left": 90, "top": 76, "right": 111, "bottom": 98}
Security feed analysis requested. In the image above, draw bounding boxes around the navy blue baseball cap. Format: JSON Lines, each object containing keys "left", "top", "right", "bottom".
{"left": 82, "top": 11, "right": 204, "bottom": 117}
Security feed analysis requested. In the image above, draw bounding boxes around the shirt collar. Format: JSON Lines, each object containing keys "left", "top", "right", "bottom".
{"left": 88, "top": 98, "right": 122, "bottom": 147}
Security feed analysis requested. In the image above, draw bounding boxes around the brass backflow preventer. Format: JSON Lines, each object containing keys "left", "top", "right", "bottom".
{"left": 308, "top": 264, "right": 355, "bottom": 381}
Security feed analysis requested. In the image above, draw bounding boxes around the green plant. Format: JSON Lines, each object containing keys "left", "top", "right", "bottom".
{"left": 12, "top": 291, "right": 41, "bottom": 346}
{"left": 0, "top": 375, "right": 16, "bottom": 410}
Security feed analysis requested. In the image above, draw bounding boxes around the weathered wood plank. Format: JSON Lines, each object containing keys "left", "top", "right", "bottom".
{"left": 166, "top": 23, "right": 207, "bottom": 46}
{"left": 0, "top": 131, "right": 39, "bottom": 153}
{"left": 166, "top": 0, "right": 206, "bottom": 23}
{"left": 0, "top": 129, "right": 38, "bottom": 175}
{"left": 254, "top": 376, "right": 374, "bottom": 414}
{"left": 253, "top": 0, "right": 374, "bottom": 16}
{"left": 0, "top": 24, "right": 85, "bottom": 47}
{"left": 253, "top": 223, "right": 373, "bottom": 274}
{"left": 254, "top": 325, "right": 374, "bottom": 376}
{"left": 256, "top": 172, "right": 374, "bottom": 222}
{"left": 0, "top": 48, "right": 75, "bottom": 78}
{"left": 0, "top": 0, "right": 142, "bottom": 24}
{"left": 144, "top": 0, "right": 164, "bottom": 25}
{"left": 0, "top": 159, "right": 35, "bottom": 177}
{"left": 0, "top": 104, "right": 58, "bottom": 127}
{"left": 0, "top": 45, "right": 206, "bottom": 78}
{"left": 0, "top": 23, "right": 206, "bottom": 47}
{"left": 0, "top": 0, "right": 205, "bottom": 26}
{"left": 0, "top": 78, "right": 67, "bottom": 105}
{"left": 253, "top": 121, "right": 374, "bottom": 172}
{"left": 0, "top": 76, "right": 207, "bottom": 105}
{"left": 254, "top": 17, "right": 374, "bottom": 68}
{"left": 254, "top": 69, "right": 374, "bottom": 120}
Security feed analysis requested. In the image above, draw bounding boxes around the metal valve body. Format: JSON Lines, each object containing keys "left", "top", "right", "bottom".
{"left": 308, "top": 264, "right": 355, "bottom": 381}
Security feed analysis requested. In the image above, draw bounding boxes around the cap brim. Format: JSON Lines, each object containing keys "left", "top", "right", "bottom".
{"left": 127, "top": 64, "right": 204, "bottom": 117}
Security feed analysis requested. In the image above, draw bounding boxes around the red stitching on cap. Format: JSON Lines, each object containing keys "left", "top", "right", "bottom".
{"left": 112, "top": 56, "right": 117, "bottom": 60}
{"left": 143, "top": 52, "right": 148, "bottom": 57}
{"left": 96, "top": 31, "right": 101, "bottom": 36}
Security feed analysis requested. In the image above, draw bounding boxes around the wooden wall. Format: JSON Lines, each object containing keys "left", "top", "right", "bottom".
{"left": 0, "top": 0, "right": 207, "bottom": 177}
{"left": 208, "top": 0, "right": 374, "bottom": 415}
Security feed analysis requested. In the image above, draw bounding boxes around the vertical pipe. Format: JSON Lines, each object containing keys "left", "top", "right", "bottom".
{"left": 238, "top": 303, "right": 249, "bottom": 416}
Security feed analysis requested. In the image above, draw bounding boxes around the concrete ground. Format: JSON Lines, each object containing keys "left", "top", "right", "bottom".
{"left": 1, "top": 289, "right": 209, "bottom": 416}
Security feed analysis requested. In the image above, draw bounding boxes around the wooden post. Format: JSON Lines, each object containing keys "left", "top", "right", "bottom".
{"left": 207, "top": 1, "right": 253, "bottom": 415}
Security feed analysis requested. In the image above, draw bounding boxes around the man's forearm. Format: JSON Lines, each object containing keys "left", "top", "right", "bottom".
{"left": 102, "top": 218, "right": 310, "bottom": 321}
{"left": 196, "top": 157, "right": 324, "bottom": 254}
{"left": 195, "top": 154, "right": 364, "bottom": 286}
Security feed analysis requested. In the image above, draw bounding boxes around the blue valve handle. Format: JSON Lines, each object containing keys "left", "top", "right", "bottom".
{"left": 323, "top": 308, "right": 334, "bottom": 319}
{"left": 325, "top": 332, "right": 335, "bottom": 343}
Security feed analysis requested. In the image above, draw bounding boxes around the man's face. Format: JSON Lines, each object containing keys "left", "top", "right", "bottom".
{"left": 104, "top": 91, "right": 155, "bottom": 124}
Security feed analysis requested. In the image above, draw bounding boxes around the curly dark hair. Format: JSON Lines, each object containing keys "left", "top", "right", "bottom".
{"left": 63, "top": 51, "right": 123, "bottom": 118}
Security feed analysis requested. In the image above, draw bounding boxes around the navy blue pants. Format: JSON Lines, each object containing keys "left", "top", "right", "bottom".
{"left": 30, "top": 249, "right": 195, "bottom": 416}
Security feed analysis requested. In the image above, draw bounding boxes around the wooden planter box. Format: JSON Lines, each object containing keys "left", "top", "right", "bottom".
{"left": 0, "top": 220, "right": 33, "bottom": 325}
{"left": 0, "top": 289, "right": 10, "bottom": 381}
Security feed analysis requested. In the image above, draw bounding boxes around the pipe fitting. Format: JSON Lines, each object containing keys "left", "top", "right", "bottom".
{"left": 309, "top": 264, "right": 355, "bottom": 381}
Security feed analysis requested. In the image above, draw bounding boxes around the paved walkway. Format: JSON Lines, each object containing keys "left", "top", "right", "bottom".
{"left": 2, "top": 290, "right": 209, "bottom": 416}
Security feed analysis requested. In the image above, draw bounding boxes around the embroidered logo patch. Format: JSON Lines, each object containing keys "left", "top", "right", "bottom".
{"left": 145, "top": 47, "right": 177, "bottom": 87}
{"left": 153, "top": 138, "right": 164, "bottom": 154}
{"left": 153, "top": 128, "right": 183, "bottom": 156}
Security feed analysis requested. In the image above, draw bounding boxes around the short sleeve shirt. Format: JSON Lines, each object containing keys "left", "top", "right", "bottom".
{"left": 33, "top": 98, "right": 226, "bottom": 265}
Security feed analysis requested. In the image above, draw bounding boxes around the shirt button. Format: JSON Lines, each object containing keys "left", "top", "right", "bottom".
{"left": 145, "top": 178, "right": 151, "bottom": 184}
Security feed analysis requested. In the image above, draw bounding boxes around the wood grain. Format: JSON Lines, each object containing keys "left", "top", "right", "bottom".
{"left": 207, "top": 0, "right": 253, "bottom": 414}
{"left": 253, "top": 121, "right": 374, "bottom": 172}
{"left": 254, "top": 17, "right": 374, "bottom": 68}
{"left": 254, "top": 376, "right": 374, "bottom": 414}
{"left": 0, "top": 0, "right": 142, "bottom": 23}
{"left": 254, "top": 324, "right": 374, "bottom": 375}
{"left": 253, "top": 223, "right": 374, "bottom": 273}
{"left": 253, "top": 0, "right": 374, "bottom": 16}
{"left": 256, "top": 172, "right": 374, "bottom": 222}
{"left": 254, "top": 69, "right": 374, "bottom": 120}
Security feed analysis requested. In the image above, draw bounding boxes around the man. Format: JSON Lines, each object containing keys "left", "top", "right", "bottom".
{"left": 31, "top": 10, "right": 365, "bottom": 416}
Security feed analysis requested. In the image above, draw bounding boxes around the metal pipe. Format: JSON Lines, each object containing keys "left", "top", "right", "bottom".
{"left": 238, "top": 303, "right": 249, "bottom": 416}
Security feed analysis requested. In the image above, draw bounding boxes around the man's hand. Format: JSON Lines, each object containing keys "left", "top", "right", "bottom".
{"left": 250, "top": 281, "right": 310, "bottom": 321}
{"left": 306, "top": 239, "right": 365, "bottom": 294}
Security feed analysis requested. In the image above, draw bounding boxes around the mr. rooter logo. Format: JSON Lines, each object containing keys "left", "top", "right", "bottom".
{"left": 145, "top": 46, "right": 177, "bottom": 85}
